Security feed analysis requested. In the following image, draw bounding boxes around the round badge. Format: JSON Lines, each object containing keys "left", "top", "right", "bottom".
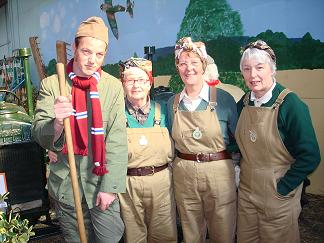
{"left": 192, "top": 127, "right": 202, "bottom": 140}
{"left": 249, "top": 130, "right": 257, "bottom": 142}
{"left": 139, "top": 135, "right": 148, "bottom": 146}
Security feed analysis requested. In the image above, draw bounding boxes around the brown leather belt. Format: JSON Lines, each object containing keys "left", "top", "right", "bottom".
{"left": 177, "top": 150, "right": 231, "bottom": 163}
{"left": 127, "top": 164, "right": 168, "bottom": 176}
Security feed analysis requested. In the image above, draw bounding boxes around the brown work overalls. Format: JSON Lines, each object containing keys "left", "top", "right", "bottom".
{"left": 172, "top": 87, "right": 237, "bottom": 243}
{"left": 235, "top": 89, "right": 303, "bottom": 243}
{"left": 119, "top": 103, "right": 177, "bottom": 243}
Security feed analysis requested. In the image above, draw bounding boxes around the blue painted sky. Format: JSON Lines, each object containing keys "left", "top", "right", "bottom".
{"left": 39, "top": 0, "right": 324, "bottom": 65}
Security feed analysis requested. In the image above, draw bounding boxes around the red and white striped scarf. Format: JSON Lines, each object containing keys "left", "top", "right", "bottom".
{"left": 62, "top": 59, "right": 108, "bottom": 176}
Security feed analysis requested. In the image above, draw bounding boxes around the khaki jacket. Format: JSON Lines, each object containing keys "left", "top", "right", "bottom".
{"left": 32, "top": 71, "right": 128, "bottom": 208}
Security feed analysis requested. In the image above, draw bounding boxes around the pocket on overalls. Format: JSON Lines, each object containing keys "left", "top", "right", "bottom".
{"left": 264, "top": 169, "right": 295, "bottom": 223}
{"left": 263, "top": 168, "right": 297, "bottom": 218}
{"left": 272, "top": 168, "right": 296, "bottom": 200}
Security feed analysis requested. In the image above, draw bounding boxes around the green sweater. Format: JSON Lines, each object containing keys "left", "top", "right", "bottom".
{"left": 126, "top": 100, "right": 168, "bottom": 128}
{"left": 237, "top": 82, "right": 321, "bottom": 196}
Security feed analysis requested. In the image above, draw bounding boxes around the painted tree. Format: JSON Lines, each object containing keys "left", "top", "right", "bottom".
{"left": 177, "top": 0, "right": 243, "bottom": 41}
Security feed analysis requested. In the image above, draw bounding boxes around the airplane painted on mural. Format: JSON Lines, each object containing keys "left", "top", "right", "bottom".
{"left": 100, "top": 0, "right": 134, "bottom": 40}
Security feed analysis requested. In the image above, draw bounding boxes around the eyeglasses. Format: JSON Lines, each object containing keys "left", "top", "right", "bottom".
{"left": 124, "top": 78, "right": 149, "bottom": 86}
{"left": 177, "top": 60, "right": 201, "bottom": 70}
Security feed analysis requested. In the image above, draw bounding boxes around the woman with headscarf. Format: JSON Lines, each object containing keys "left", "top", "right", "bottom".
{"left": 167, "top": 37, "right": 238, "bottom": 243}
{"left": 236, "top": 40, "right": 321, "bottom": 243}
{"left": 118, "top": 57, "right": 177, "bottom": 243}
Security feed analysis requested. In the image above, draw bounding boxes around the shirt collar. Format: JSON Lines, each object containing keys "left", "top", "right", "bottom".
{"left": 250, "top": 81, "right": 276, "bottom": 105}
{"left": 125, "top": 96, "right": 151, "bottom": 115}
{"left": 179, "top": 81, "right": 209, "bottom": 103}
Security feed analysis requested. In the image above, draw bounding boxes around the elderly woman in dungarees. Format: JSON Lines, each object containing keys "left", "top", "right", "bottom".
{"left": 167, "top": 37, "right": 238, "bottom": 243}
{"left": 236, "top": 40, "right": 321, "bottom": 243}
{"left": 118, "top": 57, "right": 177, "bottom": 243}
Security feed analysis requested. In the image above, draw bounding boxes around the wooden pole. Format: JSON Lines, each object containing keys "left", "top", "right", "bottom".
{"left": 56, "top": 63, "right": 87, "bottom": 243}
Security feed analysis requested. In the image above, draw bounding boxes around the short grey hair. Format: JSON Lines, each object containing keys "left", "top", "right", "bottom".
{"left": 240, "top": 40, "right": 277, "bottom": 76}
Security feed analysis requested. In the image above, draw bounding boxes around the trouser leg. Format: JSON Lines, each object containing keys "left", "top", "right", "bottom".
{"left": 202, "top": 160, "right": 237, "bottom": 243}
{"left": 237, "top": 189, "right": 259, "bottom": 243}
{"left": 145, "top": 169, "right": 177, "bottom": 243}
{"left": 90, "top": 198, "right": 124, "bottom": 243}
{"left": 119, "top": 181, "right": 147, "bottom": 243}
{"left": 259, "top": 199, "right": 301, "bottom": 243}
{"left": 173, "top": 160, "right": 206, "bottom": 243}
{"left": 53, "top": 198, "right": 95, "bottom": 243}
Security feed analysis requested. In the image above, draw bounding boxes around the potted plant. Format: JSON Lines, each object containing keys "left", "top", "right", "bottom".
{"left": 0, "top": 192, "right": 35, "bottom": 243}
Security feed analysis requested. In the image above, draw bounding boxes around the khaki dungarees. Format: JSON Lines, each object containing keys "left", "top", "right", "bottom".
{"left": 119, "top": 102, "right": 177, "bottom": 243}
{"left": 235, "top": 89, "right": 303, "bottom": 243}
{"left": 172, "top": 87, "right": 236, "bottom": 243}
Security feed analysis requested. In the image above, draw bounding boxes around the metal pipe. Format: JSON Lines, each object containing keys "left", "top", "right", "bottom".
{"left": 19, "top": 47, "right": 34, "bottom": 116}
{"left": 144, "top": 46, "right": 155, "bottom": 99}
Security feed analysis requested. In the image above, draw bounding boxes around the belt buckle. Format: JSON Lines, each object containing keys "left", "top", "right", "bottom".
{"left": 147, "top": 166, "right": 155, "bottom": 176}
{"left": 196, "top": 153, "right": 203, "bottom": 163}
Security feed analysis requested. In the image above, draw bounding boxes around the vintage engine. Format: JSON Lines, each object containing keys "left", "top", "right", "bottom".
{"left": 0, "top": 48, "right": 50, "bottom": 225}
{"left": 0, "top": 96, "right": 48, "bottom": 223}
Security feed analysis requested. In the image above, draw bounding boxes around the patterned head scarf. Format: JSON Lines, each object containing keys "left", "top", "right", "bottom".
{"left": 242, "top": 40, "right": 276, "bottom": 63}
{"left": 175, "top": 37, "right": 208, "bottom": 68}
{"left": 119, "top": 57, "right": 153, "bottom": 84}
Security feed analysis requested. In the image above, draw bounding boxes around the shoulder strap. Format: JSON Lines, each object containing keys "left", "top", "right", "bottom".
{"left": 209, "top": 86, "right": 217, "bottom": 110}
{"left": 243, "top": 92, "right": 250, "bottom": 106}
{"left": 273, "top": 88, "right": 291, "bottom": 109}
{"left": 154, "top": 102, "right": 161, "bottom": 127}
{"left": 173, "top": 93, "right": 181, "bottom": 113}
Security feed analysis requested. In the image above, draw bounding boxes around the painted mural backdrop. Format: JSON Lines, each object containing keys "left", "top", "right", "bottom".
{"left": 40, "top": 0, "right": 324, "bottom": 92}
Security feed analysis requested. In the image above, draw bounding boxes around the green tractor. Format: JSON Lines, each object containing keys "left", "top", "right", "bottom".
{"left": 0, "top": 48, "right": 51, "bottom": 228}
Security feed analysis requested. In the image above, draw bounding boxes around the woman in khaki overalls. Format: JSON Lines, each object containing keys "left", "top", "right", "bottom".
{"left": 118, "top": 58, "right": 177, "bottom": 243}
{"left": 236, "top": 40, "right": 321, "bottom": 243}
{"left": 167, "top": 37, "right": 238, "bottom": 243}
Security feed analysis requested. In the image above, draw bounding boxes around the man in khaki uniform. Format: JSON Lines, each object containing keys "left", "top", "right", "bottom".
{"left": 32, "top": 17, "right": 128, "bottom": 243}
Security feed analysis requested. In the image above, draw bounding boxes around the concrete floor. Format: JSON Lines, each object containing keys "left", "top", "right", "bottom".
{"left": 29, "top": 193, "right": 324, "bottom": 243}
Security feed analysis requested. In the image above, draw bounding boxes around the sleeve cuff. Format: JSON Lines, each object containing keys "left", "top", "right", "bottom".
{"left": 277, "top": 180, "right": 291, "bottom": 196}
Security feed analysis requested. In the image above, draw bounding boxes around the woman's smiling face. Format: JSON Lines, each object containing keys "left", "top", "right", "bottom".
{"left": 241, "top": 58, "right": 274, "bottom": 98}
{"left": 177, "top": 51, "right": 205, "bottom": 87}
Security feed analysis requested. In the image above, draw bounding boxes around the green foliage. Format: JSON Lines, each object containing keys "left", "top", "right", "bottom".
{"left": 249, "top": 30, "right": 324, "bottom": 70}
{"left": 153, "top": 55, "right": 177, "bottom": 76}
{"left": 0, "top": 193, "right": 35, "bottom": 243}
{"left": 206, "top": 36, "right": 242, "bottom": 71}
{"left": 293, "top": 32, "right": 324, "bottom": 69}
{"left": 102, "top": 63, "right": 120, "bottom": 79}
{"left": 177, "top": 0, "right": 243, "bottom": 41}
{"left": 168, "top": 73, "right": 184, "bottom": 94}
{"left": 45, "top": 58, "right": 57, "bottom": 76}
{"left": 0, "top": 192, "right": 9, "bottom": 202}
{"left": 219, "top": 71, "right": 248, "bottom": 92}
